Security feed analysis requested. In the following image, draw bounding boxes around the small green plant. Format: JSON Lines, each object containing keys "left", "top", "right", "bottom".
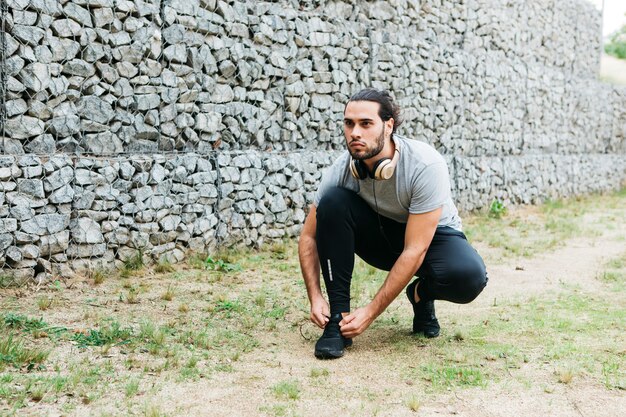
{"left": 0, "top": 273, "right": 19, "bottom": 288}
{"left": 37, "top": 297, "right": 53, "bottom": 311}
{"left": 204, "top": 256, "right": 242, "bottom": 272}
{"left": 489, "top": 199, "right": 507, "bottom": 219}
{"left": 271, "top": 380, "right": 300, "bottom": 400}
{"left": 122, "top": 250, "right": 145, "bottom": 275}
{"left": 161, "top": 285, "right": 175, "bottom": 301}
{"left": 155, "top": 260, "right": 175, "bottom": 274}
{"left": 0, "top": 333, "right": 49, "bottom": 369}
{"left": 88, "top": 268, "right": 106, "bottom": 285}
{"left": 125, "top": 378, "right": 140, "bottom": 398}
{"left": 309, "top": 367, "right": 329, "bottom": 378}
{"left": 406, "top": 395, "right": 421, "bottom": 412}
{"left": 72, "top": 322, "right": 133, "bottom": 348}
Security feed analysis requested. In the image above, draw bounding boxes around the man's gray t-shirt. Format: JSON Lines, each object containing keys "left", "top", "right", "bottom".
{"left": 314, "top": 135, "right": 462, "bottom": 231}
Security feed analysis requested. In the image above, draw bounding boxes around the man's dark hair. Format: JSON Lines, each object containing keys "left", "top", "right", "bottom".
{"left": 347, "top": 88, "right": 403, "bottom": 135}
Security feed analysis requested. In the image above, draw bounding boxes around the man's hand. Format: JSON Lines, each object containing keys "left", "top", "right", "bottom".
{"left": 339, "top": 306, "right": 375, "bottom": 338}
{"left": 310, "top": 295, "right": 330, "bottom": 328}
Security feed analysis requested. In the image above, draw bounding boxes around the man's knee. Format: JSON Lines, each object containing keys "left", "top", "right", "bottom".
{"left": 449, "top": 259, "right": 487, "bottom": 304}
{"left": 316, "top": 187, "right": 356, "bottom": 223}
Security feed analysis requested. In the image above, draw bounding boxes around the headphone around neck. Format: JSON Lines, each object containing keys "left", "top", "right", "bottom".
{"left": 349, "top": 148, "right": 400, "bottom": 180}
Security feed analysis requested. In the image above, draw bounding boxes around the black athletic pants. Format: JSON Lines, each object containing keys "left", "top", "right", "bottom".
{"left": 316, "top": 187, "right": 488, "bottom": 315}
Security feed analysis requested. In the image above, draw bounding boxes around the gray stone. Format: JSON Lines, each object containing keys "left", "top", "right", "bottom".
{"left": 70, "top": 218, "right": 104, "bottom": 244}
{"left": 52, "top": 19, "right": 83, "bottom": 37}
{"left": 5, "top": 116, "right": 45, "bottom": 139}
{"left": 195, "top": 112, "right": 221, "bottom": 133}
{"left": 12, "top": 24, "right": 45, "bottom": 46}
{"left": 9, "top": 206, "right": 34, "bottom": 221}
{"left": 77, "top": 96, "right": 115, "bottom": 124}
{"left": 49, "top": 185, "right": 75, "bottom": 204}
{"left": 81, "top": 132, "right": 124, "bottom": 154}
{"left": 135, "top": 94, "right": 161, "bottom": 111}
{"left": 63, "top": 59, "right": 96, "bottom": 77}
{"left": 67, "top": 243, "right": 107, "bottom": 258}
{"left": 93, "top": 7, "right": 115, "bottom": 27}
{"left": 39, "top": 231, "right": 70, "bottom": 256}
{"left": 22, "top": 244, "right": 40, "bottom": 260}
{"left": 17, "top": 179, "right": 45, "bottom": 198}
{"left": 6, "top": 246, "right": 23, "bottom": 263}
{"left": 21, "top": 214, "right": 70, "bottom": 236}
{"left": 49, "top": 115, "right": 81, "bottom": 136}
{"left": 6, "top": 99, "right": 28, "bottom": 117}
{"left": 75, "top": 169, "right": 107, "bottom": 186}
{"left": 25, "top": 135, "right": 56, "bottom": 154}
{"left": 44, "top": 166, "right": 74, "bottom": 191}
{"left": 64, "top": 3, "right": 93, "bottom": 27}
{"left": 0, "top": 219, "right": 18, "bottom": 234}
{"left": 270, "top": 193, "right": 288, "bottom": 212}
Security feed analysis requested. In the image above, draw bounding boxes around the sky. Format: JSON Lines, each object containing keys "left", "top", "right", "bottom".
{"left": 588, "top": 0, "right": 626, "bottom": 37}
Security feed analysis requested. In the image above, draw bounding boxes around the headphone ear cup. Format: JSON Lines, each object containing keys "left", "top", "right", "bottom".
{"left": 378, "top": 160, "right": 395, "bottom": 180}
{"left": 372, "top": 158, "right": 391, "bottom": 180}
{"left": 350, "top": 159, "right": 368, "bottom": 180}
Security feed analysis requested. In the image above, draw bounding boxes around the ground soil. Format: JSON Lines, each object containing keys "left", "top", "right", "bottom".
{"left": 7, "top": 199, "right": 626, "bottom": 417}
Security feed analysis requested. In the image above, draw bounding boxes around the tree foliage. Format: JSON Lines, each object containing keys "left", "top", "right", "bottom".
{"left": 605, "top": 18, "right": 626, "bottom": 60}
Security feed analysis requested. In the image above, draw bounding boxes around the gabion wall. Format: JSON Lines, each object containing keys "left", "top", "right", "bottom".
{"left": 1, "top": 0, "right": 625, "bottom": 281}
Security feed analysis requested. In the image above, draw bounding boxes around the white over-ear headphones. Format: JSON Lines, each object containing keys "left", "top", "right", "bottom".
{"left": 350, "top": 147, "right": 400, "bottom": 180}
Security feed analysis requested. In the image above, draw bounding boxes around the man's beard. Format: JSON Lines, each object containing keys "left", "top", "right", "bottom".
{"left": 348, "top": 126, "right": 385, "bottom": 161}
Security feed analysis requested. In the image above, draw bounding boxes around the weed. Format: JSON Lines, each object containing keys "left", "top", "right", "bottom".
{"left": 126, "top": 288, "right": 140, "bottom": 304}
{"left": 125, "top": 378, "right": 140, "bottom": 398}
{"left": 204, "top": 256, "right": 242, "bottom": 273}
{"left": 406, "top": 395, "right": 421, "bottom": 412}
{"left": 72, "top": 322, "right": 133, "bottom": 348}
{"left": 557, "top": 369, "right": 574, "bottom": 384}
{"left": 0, "top": 273, "right": 20, "bottom": 288}
{"left": 122, "top": 250, "right": 144, "bottom": 276}
{"left": 422, "top": 365, "right": 486, "bottom": 388}
{"left": 161, "top": 285, "right": 175, "bottom": 301}
{"left": 144, "top": 403, "right": 166, "bottom": 417}
{"left": 178, "top": 303, "right": 189, "bottom": 313}
{"left": 489, "top": 199, "right": 507, "bottom": 218}
{"left": 272, "top": 380, "right": 300, "bottom": 400}
{"left": 155, "top": 260, "right": 175, "bottom": 274}
{"left": 37, "top": 296, "right": 53, "bottom": 311}
{"left": 3, "top": 313, "right": 47, "bottom": 332}
{"left": 309, "top": 367, "right": 329, "bottom": 378}
{"left": 0, "top": 333, "right": 49, "bottom": 369}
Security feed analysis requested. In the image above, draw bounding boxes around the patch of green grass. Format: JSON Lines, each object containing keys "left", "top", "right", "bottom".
{"left": 272, "top": 380, "right": 300, "bottom": 400}
{"left": 309, "top": 367, "right": 329, "bottom": 378}
{"left": 464, "top": 191, "right": 625, "bottom": 260}
{"left": 421, "top": 365, "right": 486, "bottom": 388}
{"left": 72, "top": 321, "right": 133, "bottom": 348}
{"left": 0, "top": 333, "right": 49, "bottom": 370}
{"left": 155, "top": 260, "right": 175, "bottom": 274}
{"left": 204, "top": 256, "right": 242, "bottom": 272}
{"left": 3, "top": 313, "right": 47, "bottom": 332}
{"left": 121, "top": 250, "right": 145, "bottom": 277}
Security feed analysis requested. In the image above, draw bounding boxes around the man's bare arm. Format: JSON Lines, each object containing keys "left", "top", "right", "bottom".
{"left": 298, "top": 205, "right": 330, "bottom": 328}
{"left": 340, "top": 207, "right": 442, "bottom": 337}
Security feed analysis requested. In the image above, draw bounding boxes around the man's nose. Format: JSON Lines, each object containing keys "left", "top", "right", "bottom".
{"left": 351, "top": 125, "right": 362, "bottom": 139}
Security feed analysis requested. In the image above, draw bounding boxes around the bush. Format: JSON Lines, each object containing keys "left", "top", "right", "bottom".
{"left": 605, "top": 22, "right": 626, "bottom": 60}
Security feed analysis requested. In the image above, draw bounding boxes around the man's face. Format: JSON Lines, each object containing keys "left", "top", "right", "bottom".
{"left": 343, "top": 100, "right": 392, "bottom": 161}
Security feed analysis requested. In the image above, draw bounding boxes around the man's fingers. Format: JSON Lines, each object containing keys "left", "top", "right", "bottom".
{"left": 339, "top": 314, "right": 354, "bottom": 327}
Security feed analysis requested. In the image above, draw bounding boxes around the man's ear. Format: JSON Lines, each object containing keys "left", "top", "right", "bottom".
{"left": 386, "top": 118, "right": 394, "bottom": 135}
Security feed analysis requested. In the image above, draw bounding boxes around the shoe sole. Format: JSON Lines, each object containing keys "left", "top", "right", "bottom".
{"left": 314, "top": 349, "right": 344, "bottom": 359}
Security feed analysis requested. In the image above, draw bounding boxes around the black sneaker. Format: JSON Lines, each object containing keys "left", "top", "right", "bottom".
{"left": 405, "top": 279, "right": 440, "bottom": 338}
{"left": 314, "top": 313, "right": 353, "bottom": 359}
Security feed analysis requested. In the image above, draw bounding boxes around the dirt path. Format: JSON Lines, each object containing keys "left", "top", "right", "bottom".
{"left": 114, "top": 207, "right": 625, "bottom": 417}
{"left": 600, "top": 54, "right": 626, "bottom": 86}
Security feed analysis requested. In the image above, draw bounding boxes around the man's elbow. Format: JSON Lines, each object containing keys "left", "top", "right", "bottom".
{"left": 402, "top": 246, "right": 428, "bottom": 269}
